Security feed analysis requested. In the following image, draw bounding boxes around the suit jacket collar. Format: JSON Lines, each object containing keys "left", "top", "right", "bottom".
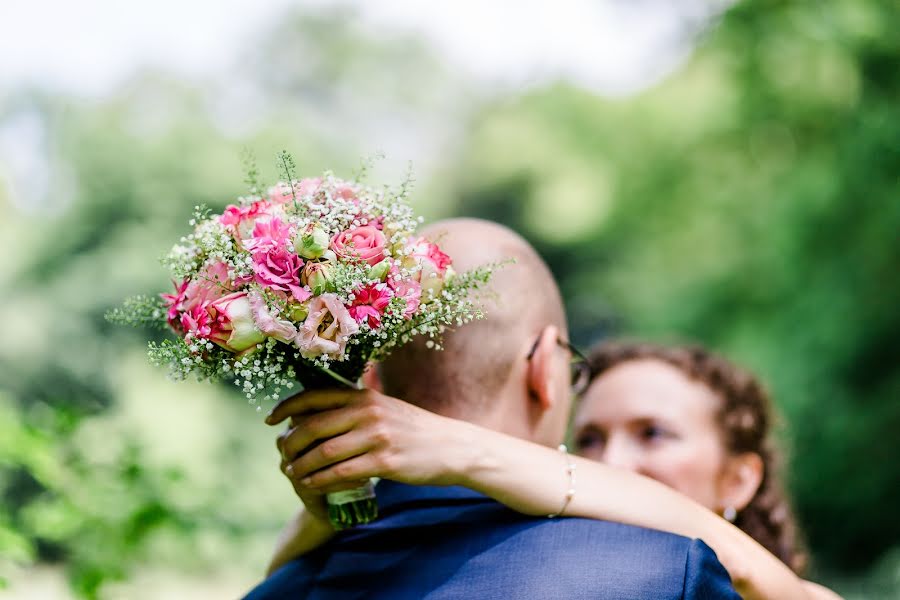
{"left": 374, "top": 479, "right": 489, "bottom": 513}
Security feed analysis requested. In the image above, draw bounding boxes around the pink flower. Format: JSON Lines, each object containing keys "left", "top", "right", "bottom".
{"left": 191, "top": 261, "right": 233, "bottom": 303}
{"left": 248, "top": 291, "right": 297, "bottom": 344}
{"left": 366, "top": 215, "right": 385, "bottom": 230}
{"left": 161, "top": 278, "right": 190, "bottom": 330}
{"left": 388, "top": 277, "right": 421, "bottom": 319}
{"left": 162, "top": 262, "right": 233, "bottom": 334}
{"left": 268, "top": 178, "right": 323, "bottom": 204}
{"left": 331, "top": 225, "right": 386, "bottom": 266}
{"left": 299, "top": 178, "right": 324, "bottom": 197}
{"left": 407, "top": 237, "right": 452, "bottom": 273}
{"left": 268, "top": 182, "right": 294, "bottom": 204}
{"left": 252, "top": 247, "right": 311, "bottom": 303}
{"left": 332, "top": 182, "right": 358, "bottom": 202}
{"left": 348, "top": 283, "right": 393, "bottom": 329}
{"left": 244, "top": 217, "right": 292, "bottom": 254}
{"left": 180, "top": 303, "right": 212, "bottom": 339}
{"left": 220, "top": 200, "right": 271, "bottom": 239}
{"left": 207, "top": 292, "right": 265, "bottom": 352}
{"left": 295, "top": 293, "right": 359, "bottom": 359}
{"left": 402, "top": 237, "right": 453, "bottom": 299}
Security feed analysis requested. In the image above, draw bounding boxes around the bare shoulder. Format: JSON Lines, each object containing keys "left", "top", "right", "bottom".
{"left": 803, "top": 580, "right": 844, "bottom": 600}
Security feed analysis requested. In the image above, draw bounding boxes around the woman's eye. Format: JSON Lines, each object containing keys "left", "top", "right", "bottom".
{"left": 575, "top": 431, "right": 605, "bottom": 451}
{"left": 641, "top": 425, "right": 668, "bottom": 441}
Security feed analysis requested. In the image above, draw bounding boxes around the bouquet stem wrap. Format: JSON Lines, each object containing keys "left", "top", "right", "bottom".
{"left": 326, "top": 479, "right": 378, "bottom": 530}
{"left": 305, "top": 363, "right": 379, "bottom": 530}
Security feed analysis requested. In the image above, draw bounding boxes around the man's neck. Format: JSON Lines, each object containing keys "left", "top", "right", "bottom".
{"left": 429, "top": 395, "right": 542, "bottom": 446}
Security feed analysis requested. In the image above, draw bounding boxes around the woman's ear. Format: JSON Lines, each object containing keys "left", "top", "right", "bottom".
{"left": 717, "top": 452, "right": 764, "bottom": 514}
{"left": 526, "top": 325, "right": 560, "bottom": 412}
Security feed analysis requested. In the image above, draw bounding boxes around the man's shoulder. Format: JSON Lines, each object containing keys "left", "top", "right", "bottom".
{"left": 243, "top": 492, "right": 739, "bottom": 599}
{"left": 244, "top": 510, "right": 737, "bottom": 600}
{"left": 353, "top": 494, "right": 696, "bottom": 565}
{"left": 482, "top": 511, "right": 697, "bottom": 565}
{"left": 516, "top": 513, "right": 693, "bottom": 547}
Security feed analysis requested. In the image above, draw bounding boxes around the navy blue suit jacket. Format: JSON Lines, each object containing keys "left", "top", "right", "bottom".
{"left": 245, "top": 481, "right": 740, "bottom": 599}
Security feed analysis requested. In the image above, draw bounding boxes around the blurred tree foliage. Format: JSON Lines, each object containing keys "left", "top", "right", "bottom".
{"left": 0, "top": 1, "right": 897, "bottom": 598}
{"left": 0, "top": 10, "right": 468, "bottom": 599}
{"left": 449, "top": 0, "right": 899, "bottom": 577}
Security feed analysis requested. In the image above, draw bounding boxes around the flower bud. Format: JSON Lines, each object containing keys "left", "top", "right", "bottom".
{"left": 302, "top": 262, "right": 333, "bottom": 295}
{"left": 443, "top": 264, "right": 456, "bottom": 284}
{"left": 293, "top": 224, "right": 330, "bottom": 259}
{"left": 209, "top": 292, "right": 266, "bottom": 352}
{"left": 289, "top": 303, "right": 310, "bottom": 322}
{"left": 368, "top": 259, "right": 391, "bottom": 282}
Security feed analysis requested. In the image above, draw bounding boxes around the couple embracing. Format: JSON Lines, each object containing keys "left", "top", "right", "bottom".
{"left": 245, "top": 219, "right": 840, "bottom": 599}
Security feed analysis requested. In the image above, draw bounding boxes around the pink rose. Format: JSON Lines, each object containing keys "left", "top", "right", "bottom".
{"left": 402, "top": 237, "right": 453, "bottom": 299}
{"left": 268, "top": 182, "right": 294, "bottom": 204}
{"left": 297, "top": 178, "right": 325, "bottom": 198}
{"left": 252, "top": 247, "right": 311, "bottom": 303}
{"left": 248, "top": 291, "right": 297, "bottom": 344}
{"left": 268, "top": 178, "right": 323, "bottom": 204}
{"left": 207, "top": 292, "right": 265, "bottom": 352}
{"left": 243, "top": 217, "right": 292, "bottom": 254}
{"left": 348, "top": 283, "right": 393, "bottom": 329}
{"left": 220, "top": 200, "right": 271, "bottom": 239}
{"left": 295, "top": 293, "right": 359, "bottom": 359}
{"left": 189, "top": 261, "right": 233, "bottom": 306}
{"left": 366, "top": 215, "right": 385, "bottom": 230}
{"left": 406, "top": 237, "right": 452, "bottom": 272}
{"left": 331, "top": 225, "right": 386, "bottom": 266}
{"left": 332, "top": 182, "right": 358, "bottom": 202}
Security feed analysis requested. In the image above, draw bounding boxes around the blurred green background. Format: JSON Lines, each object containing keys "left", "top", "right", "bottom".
{"left": 1, "top": 1, "right": 898, "bottom": 598}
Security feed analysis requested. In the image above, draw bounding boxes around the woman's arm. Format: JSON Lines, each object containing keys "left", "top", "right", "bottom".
{"left": 266, "top": 425, "right": 337, "bottom": 575}
{"left": 454, "top": 424, "right": 821, "bottom": 600}
{"left": 268, "top": 389, "right": 840, "bottom": 600}
{"left": 266, "top": 507, "right": 334, "bottom": 576}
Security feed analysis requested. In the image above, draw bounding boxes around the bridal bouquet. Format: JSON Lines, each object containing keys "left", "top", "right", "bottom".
{"left": 108, "top": 152, "right": 494, "bottom": 529}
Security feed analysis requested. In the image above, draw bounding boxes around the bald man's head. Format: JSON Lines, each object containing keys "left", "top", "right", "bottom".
{"left": 380, "top": 218, "right": 566, "bottom": 418}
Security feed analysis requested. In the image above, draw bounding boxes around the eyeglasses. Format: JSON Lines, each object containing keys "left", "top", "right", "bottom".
{"left": 526, "top": 334, "right": 592, "bottom": 396}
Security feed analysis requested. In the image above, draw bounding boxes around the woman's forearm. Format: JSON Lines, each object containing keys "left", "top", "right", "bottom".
{"left": 266, "top": 508, "right": 335, "bottom": 576}
{"left": 454, "top": 424, "right": 811, "bottom": 600}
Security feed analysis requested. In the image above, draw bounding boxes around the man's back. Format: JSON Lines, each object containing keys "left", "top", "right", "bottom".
{"left": 245, "top": 481, "right": 739, "bottom": 599}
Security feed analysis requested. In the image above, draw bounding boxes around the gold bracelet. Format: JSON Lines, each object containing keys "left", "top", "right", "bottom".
{"left": 548, "top": 444, "right": 576, "bottom": 518}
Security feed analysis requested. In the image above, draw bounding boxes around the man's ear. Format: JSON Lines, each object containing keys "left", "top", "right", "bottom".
{"left": 526, "top": 325, "right": 560, "bottom": 411}
{"left": 717, "top": 452, "right": 764, "bottom": 514}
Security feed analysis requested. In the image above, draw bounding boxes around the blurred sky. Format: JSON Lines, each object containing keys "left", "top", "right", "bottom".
{"left": 0, "top": 0, "right": 728, "bottom": 214}
{"left": 0, "top": 0, "right": 727, "bottom": 98}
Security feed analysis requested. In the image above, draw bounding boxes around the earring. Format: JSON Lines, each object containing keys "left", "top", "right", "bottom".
{"left": 723, "top": 506, "right": 737, "bottom": 523}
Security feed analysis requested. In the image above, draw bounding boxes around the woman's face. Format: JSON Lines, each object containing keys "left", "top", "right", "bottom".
{"left": 573, "top": 359, "right": 727, "bottom": 510}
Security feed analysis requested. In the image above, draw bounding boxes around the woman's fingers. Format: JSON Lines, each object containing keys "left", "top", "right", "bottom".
{"left": 296, "top": 454, "right": 385, "bottom": 489}
{"left": 266, "top": 389, "right": 357, "bottom": 425}
{"left": 288, "top": 428, "right": 384, "bottom": 480}
{"left": 280, "top": 406, "right": 369, "bottom": 462}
